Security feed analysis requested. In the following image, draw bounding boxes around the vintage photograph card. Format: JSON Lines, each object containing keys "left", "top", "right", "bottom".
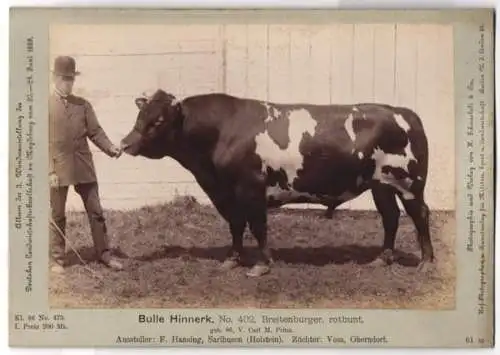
{"left": 8, "top": 8, "right": 495, "bottom": 347}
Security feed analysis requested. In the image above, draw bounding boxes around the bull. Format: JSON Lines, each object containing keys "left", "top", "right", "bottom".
{"left": 121, "top": 89, "right": 434, "bottom": 277}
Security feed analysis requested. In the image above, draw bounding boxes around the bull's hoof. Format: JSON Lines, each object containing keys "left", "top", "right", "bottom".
{"left": 246, "top": 264, "right": 271, "bottom": 277}
{"left": 220, "top": 259, "right": 239, "bottom": 271}
{"left": 368, "top": 249, "right": 394, "bottom": 267}
{"left": 416, "top": 260, "right": 434, "bottom": 273}
{"left": 368, "top": 257, "right": 387, "bottom": 267}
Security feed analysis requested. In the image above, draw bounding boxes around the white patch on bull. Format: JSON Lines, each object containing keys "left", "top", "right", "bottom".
{"left": 266, "top": 184, "right": 321, "bottom": 205}
{"left": 394, "top": 113, "right": 411, "bottom": 132}
{"left": 357, "top": 151, "right": 364, "bottom": 160}
{"left": 356, "top": 176, "right": 363, "bottom": 186}
{"left": 263, "top": 103, "right": 280, "bottom": 123}
{"left": 266, "top": 184, "right": 286, "bottom": 200}
{"left": 255, "top": 108, "right": 317, "bottom": 183}
{"left": 352, "top": 107, "right": 359, "bottom": 112}
{"left": 262, "top": 104, "right": 273, "bottom": 123}
{"left": 344, "top": 113, "right": 356, "bottom": 142}
{"left": 371, "top": 145, "right": 417, "bottom": 200}
{"left": 404, "top": 142, "right": 416, "bottom": 161}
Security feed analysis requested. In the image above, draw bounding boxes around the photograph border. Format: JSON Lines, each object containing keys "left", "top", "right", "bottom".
{"left": 8, "top": 7, "right": 495, "bottom": 347}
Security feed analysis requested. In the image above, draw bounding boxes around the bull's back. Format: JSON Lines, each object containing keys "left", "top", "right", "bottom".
{"left": 260, "top": 101, "right": 428, "bottom": 204}
{"left": 180, "top": 94, "right": 428, "bottom": 201}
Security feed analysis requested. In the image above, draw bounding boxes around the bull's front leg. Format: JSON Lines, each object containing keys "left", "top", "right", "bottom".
{"left": 208, "top": 186, "right": 247, "bottom": 271}
{"left": 220, "top": 215, "right": 246, "bottom": 270}
{"left": 235, "top": 177, "right": 273, "bottom": 277}
{"left": 247, "top": 208, "right": 273, "bottom": 277}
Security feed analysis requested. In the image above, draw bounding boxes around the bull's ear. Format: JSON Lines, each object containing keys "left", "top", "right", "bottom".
{"left": 135, "top": 98, "right": 147, "bottom": 110}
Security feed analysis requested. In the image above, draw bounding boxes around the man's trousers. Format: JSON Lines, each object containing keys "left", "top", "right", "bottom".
{"left": 49, "top": 182, "right": 109, "bottom": 264}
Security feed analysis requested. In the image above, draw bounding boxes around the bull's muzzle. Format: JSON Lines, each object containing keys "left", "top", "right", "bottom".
{"left": 120, "top": 130, "right": 143, "bottom": 156}
{"left": 120, "top": 141, "right": 131, "bottom": 151}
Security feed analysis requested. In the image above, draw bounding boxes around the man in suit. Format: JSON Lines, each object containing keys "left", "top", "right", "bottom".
{"left": 49, "top": 55, "right": 124, "bottom": 273}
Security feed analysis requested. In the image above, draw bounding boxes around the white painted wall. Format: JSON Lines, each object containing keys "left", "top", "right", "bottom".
{"left": 49, "top": 23, "right": 455, "bottom": 211}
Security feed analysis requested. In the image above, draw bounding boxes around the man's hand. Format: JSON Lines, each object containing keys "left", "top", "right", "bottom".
{"left": 110, "top": 145, "right": 122, "bottom": 158}
{"left": 49, "top": 172, "right": 59, "bottom": 188}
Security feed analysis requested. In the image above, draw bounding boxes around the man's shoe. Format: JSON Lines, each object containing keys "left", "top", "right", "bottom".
{"left": 100, "top": 252, "right": 124, "bottom": 271}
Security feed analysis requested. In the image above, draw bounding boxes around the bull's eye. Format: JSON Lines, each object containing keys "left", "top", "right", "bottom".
{"left": 154, "top": 116, "right": 164, "bottom": 127}
{"left": 144, "top": 115, "right": 165, "bottom": 136}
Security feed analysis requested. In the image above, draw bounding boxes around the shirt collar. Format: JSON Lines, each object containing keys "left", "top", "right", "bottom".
{"left": 54, "top": 88, "right": 70, "bottom": 100}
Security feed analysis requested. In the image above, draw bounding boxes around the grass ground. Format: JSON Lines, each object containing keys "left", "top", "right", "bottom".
{"left": 49, "top": 196, "right": 455, "bottom": 310}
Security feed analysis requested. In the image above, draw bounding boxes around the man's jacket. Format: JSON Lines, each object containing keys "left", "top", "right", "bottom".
{"left": 49, "top": 92, "right": 115, "bottom": 186}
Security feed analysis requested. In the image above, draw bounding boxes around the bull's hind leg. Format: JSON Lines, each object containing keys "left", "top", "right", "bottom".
{"left": 370, "top": 183, "right": 400, "bottom": 266}
{"left": 399, "top": 197, "right": 434, "bottom": 271}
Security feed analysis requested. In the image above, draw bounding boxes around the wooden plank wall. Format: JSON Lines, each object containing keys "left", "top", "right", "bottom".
{"left": 49, "top": 23, "right": 454, "bottom": 211}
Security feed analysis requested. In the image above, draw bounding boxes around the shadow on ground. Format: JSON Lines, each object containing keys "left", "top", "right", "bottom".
{"left": 65, "top": 246, "right": 129, "bottom": 267}
{"left": 134, "top": 244, "right": 420, "bottom": 267}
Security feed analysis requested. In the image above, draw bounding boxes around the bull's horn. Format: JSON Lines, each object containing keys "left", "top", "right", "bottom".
{"left": 141, "top": 90, "right": 156, "bottom": 100}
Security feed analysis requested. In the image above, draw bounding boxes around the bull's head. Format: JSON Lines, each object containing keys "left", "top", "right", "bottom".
{"left": 121, "top": 89, "right": 180, "bottom": 157}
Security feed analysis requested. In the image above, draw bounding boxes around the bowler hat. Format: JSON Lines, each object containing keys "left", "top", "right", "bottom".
{"left": 52, "top": 55, "right": 80, "bottom": 77}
